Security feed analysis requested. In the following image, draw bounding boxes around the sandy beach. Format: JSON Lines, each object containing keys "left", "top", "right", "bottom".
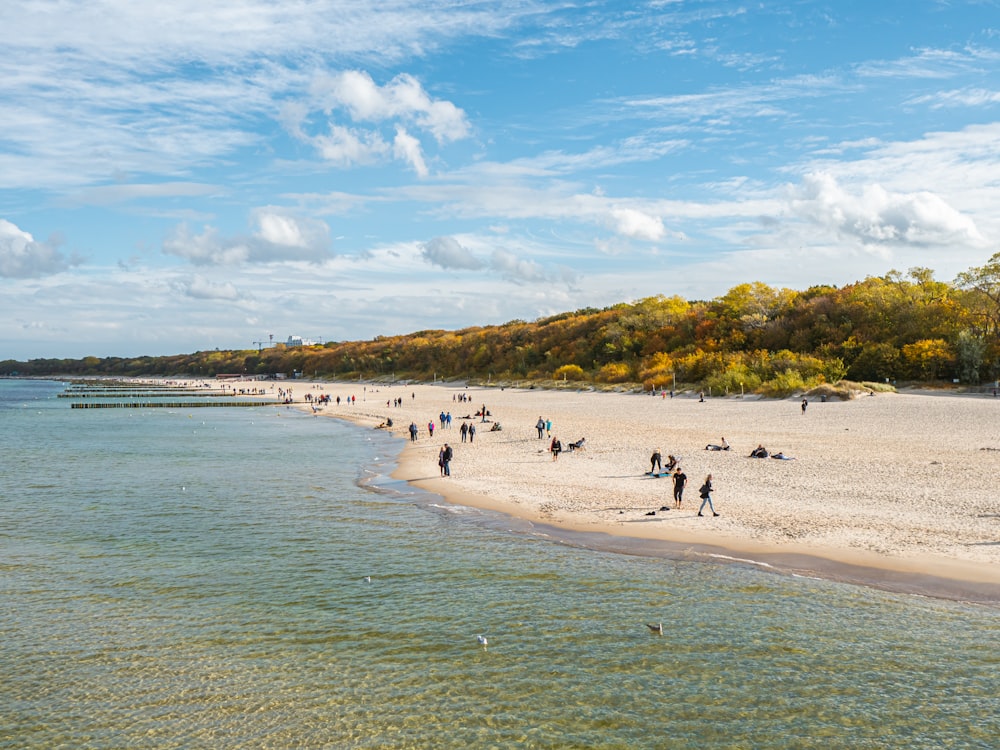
{"left": 283, "top": 381, "right": 1000, "bottom": 601}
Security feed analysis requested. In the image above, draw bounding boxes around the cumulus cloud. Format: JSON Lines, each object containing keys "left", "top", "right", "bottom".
{"left": 164, "top": 211, "right": 332, "bottom": 266}
{"left": 610, "top": 207, "right": 666, "bottom": 241}
{"left": 790, "top": 171, "right": 984, "bottom": 246}
{"left": 422, "top": 236, "right": 484, "bottom": 270}
{"left": 393, "top": 126, "right": 429, "bottom": 177}
{"left": 296, "top": 69, "right": 470, "bottom": 174}
{"left": 314, "top": 125, "right": 389, "bottom": 167}
{"left": 0, "top": 219, "right": 80, "bottom": 278}
{"left": 315, "top": 70, "right": 470, "bottom": 143}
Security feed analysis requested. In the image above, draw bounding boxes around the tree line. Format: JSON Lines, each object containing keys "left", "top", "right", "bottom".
{"left": 6, "top": 254, "right": 1000, "bottom": 395}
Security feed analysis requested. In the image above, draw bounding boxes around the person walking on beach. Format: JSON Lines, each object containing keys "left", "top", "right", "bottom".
{"left": 545, "top": 418, "right": 552, "bottom": 437}
{"left": 428, "top": 420, "right": 435, "bottom": 437}
{"left": 460, "top": 422, "right": 469, "bottom": 443}
{"left": 650, "top": 448, "right": 662, "bottom": 474}
{"left": 698, "top": 474, "right": 719, "bottom": 516}
{"left": 672, "top": 468, "right": 687, "bottom": 509}
{"left": 438, "top": 445, "right": 447, "bottom": 476}
{"left": 468, "top": 423, "right": 476, "bottom": 443}
{"left": 438, "top": 443, "right": 452, "bottom": 477}
{"left": 536, "top": 417, "right": 546, "bottom": 439}
{"left": 409, "top": 422, "right": 418, "bottom": 441}
{"left": 801, "top": 398, "right": 808, "bottom": 414}
{"left": 550, "top": 436, "right": 562, "bottom": 460}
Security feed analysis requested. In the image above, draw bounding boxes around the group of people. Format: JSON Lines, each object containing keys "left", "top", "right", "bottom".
{"left": 550, "top": 435, "right": 585, "bottom": 460}
{"left": 649, "top": 449, "right": 678, "bottom": 474}
{"left": 437, "top": 443, "right": 453, "bottom": 476}
{"left": 748, "top": 444, "right": 795, "bottom": 460}
{"left": 649, "top": 451, "right": 718, "bottom": 516}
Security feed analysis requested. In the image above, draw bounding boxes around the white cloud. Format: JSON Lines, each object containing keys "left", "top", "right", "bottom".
{"left": 314, "top": 70, "right": 470, "bottom": 143}
{"left": 393, "top": 126, "right": 429, "bottom": 177}
{"left": 296, "top": 69, "right": 469, "bottom": 173}
{"left": 906, "top": 88, "right": 1000, "bottom": 109}
{"left": 164, "top": 211, "right": 332, "bottom": 266}
{"left": 252, "top": 209, "right": 330, "bottom": 250}
{"left": 789, "top": 172, "right": 984, "bottom": 246}
{"left": 314, "top": 125, "right": 389, "bottom": 167}
{"left": 0, "top": 219, "right": 79, "bottom": 278}
{"left": 610, "top": 207, "right": 666, "bottom": 241}
{"left": 163, "top": 225, "right": 251, "bottom": 265}
{"left": 421, "top": 236, "right": 484, "bottom": 270}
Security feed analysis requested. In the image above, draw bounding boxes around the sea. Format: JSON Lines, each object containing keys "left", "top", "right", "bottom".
{"left": 1, "top": 379, "right": 997, "bottom": 749}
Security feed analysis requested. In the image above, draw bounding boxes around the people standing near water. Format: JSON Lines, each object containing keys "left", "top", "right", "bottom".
{"left": 672, "top": 468, "right": 687, "bottom": 508}
{"left": 650, "top": 448, "right": 662, "bottom": 474}
{"left": 698, "top": 474, "right": 719, "bottom": 516}
{"left": 438, "top": 445, "right": 447, "bottom": 476}
{"left": 439, "top": 443, "right": 452, "bottom": 476}
{"left": 409, "top": 422, "right": 418, "bottom": 441}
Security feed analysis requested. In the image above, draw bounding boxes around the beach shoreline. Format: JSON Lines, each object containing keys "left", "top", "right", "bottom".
{"left": 395, "top": 444, "right": 1000, "bottom": 605}
{"left": 163, "top": 377, "right": 1000, "bottom": 603}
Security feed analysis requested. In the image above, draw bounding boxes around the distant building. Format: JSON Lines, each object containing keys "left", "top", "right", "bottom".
{"left": 285, "top": 335, "right": 316, "bottom": 347}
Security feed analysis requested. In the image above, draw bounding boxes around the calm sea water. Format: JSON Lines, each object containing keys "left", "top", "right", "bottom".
{"left": 1, "top": 380, "right": 997, "bottom": 749}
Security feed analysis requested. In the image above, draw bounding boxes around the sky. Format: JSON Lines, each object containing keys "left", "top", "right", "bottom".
{"left": 2, "top": 1, "right": 1000, "bottom": 360}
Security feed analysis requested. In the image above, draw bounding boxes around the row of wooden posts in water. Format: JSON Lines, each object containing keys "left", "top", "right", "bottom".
{"left": 70, "top": 400, "right": 274, "bottom": 408}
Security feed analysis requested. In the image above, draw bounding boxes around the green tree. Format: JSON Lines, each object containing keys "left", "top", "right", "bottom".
{"left": 954, "top": 329, "right": 986, "bottom": 383}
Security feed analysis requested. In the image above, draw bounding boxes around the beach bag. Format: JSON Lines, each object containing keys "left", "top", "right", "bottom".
{"left": 698, "top": 483, "right": 710, "bottom": 498}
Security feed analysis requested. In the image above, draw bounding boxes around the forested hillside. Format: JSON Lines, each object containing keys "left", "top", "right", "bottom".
{"left": 6, "top": 256, "right": 1000, "bottom": 395}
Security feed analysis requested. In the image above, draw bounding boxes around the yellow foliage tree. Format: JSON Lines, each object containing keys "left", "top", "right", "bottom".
{"left": 553, "top": 364, "right": 587, "bottom": 381}
{"left": 595, "top": 362, "right": 633, "bottom": 383}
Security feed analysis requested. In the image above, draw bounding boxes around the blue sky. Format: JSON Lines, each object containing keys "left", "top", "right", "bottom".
{"left": 2, "top": 1, "right": 999, "bottom": 360}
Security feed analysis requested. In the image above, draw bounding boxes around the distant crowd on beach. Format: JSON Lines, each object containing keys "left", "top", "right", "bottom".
{"left": 292, "top": 383, "right": 820, "bottom": 524}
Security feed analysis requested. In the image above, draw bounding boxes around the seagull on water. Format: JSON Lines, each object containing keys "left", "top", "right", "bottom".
{"left": 362, "top": 576, "right": 371, "bottom": 583}
{"left": 646, "top": 622, "right": 663, "bottom": 635}
{"left": 477, "top": 634, "right": 488, "bottom": 646}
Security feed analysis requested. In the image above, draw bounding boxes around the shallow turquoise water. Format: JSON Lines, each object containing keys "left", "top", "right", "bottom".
{"left": 1, "top": 380, "right": 997, "bottom": 748}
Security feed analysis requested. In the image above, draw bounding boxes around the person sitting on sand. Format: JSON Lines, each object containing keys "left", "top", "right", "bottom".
{"left": 664, "top": 454, "right": 678, "bottom": 472}
{"left": 490, "top": 422, "right": 502, "bottom": 431}
{"left": 749, "top": 444, "right": 768, "bottom": 458}
{"left": 771, "top": 452, "right": 796, "bottom": 460}
{"left": 705, "top": 437, "right": 730, "bottom": 451}
{"left": 568, "top": 438, "right": 586, "bottom": 451}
